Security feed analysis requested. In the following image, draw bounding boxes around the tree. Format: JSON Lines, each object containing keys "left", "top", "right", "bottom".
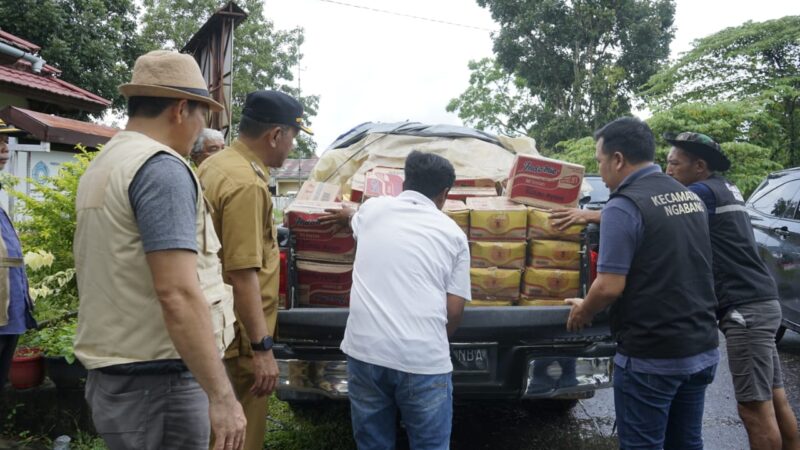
{"left": 641, "top": 16, "right": 800, "bottom": 166}
{"left": 141, "top": 0, "right": 320, "bottom": 157}
{"left": 450, "top": 0, "right": 676, "bottom": 150}
{"left": 556, "top": 101, "right": 783, "bottom": 197}
{"left": 0, "top": 0, "right": 143, "bottom": 114}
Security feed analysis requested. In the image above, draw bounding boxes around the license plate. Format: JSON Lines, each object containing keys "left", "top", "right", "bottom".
{"left": 451, "top": 347, "right": 490, "bottom": 373}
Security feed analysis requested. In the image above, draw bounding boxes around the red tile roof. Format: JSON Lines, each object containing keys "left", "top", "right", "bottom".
{"left": 0, "top": 106, "right": 118, "bottom": 148}
{"left": 271, "top": 158, "right": 319, "bottom": 179}
{"left": 0, "top": 30, "right": 40, "bottom": 53}
{"left": 0, "top": 64, "right": 110, "bottom": 109}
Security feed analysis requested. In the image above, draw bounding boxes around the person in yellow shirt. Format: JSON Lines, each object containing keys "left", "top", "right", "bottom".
{"left": 198, "top": 90, "right": 312, "bottom": 450}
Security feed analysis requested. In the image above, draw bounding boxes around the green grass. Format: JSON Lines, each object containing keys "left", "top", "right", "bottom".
{"left": 266, "top": 397, "right": 355, "bottom": 450}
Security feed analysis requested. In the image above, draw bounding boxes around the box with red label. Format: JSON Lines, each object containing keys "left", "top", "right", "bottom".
{"left": 447, "top": 186, "right": 498, "bottom": 202}
{"left": 506, "top": 155, "right": 585, "bottom": 209}
{"left": 467, "top": 197, "right": 528, "bottom": 241}
{"left": 364, "top": 167, "right": 405, "bottom": 199}
{"left": 284, "top": 201, "right": 357, "bottom": 263}
{"left": 295, "top": 180, "right": 341, "bottom": 202}
{"left": 350, "top": 172, "right": 365, "bottom": 202}
{"left": 296, "top": 260, "right": 352, "bottom": 307}
{"left": 454, "top": 177, "right": 496, "bottom": 188}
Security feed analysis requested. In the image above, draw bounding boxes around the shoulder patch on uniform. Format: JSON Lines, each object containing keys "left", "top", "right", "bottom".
{"left": 250, "top": 161, "right": 267, "bottom": 182}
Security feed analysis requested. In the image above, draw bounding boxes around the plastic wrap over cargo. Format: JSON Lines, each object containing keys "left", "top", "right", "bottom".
{"left": 506, "top": 154, "right": 585, "bottom": 209}
{"left": 310, "top": 122, "right": 537, "bottom": 201}
{"left": 522, "top": 268, "right": 579, "bottom": 298}
{"left": 470, "top": 241, "right": 526, "bottom": 269}
{"left": 295, "top": 180, "right": 342, "bottom": 202}
{"left": 470, "top": 267, "right": 522, "bottom": 301}
{"left": 467, "top": 197, "right": 528, "bottom": 241}
{"left": 296, "top": 261, "right": 353, "bottom": 307}
{"left": 443, "top": 200, "right": 469, "bottom": 236}
{"left": 527, "top": 208, "right": 583, "bottom": 241}
{"left": 284, "top": 201, "right": 357, "bottom": 263}
{"left": 529, "top": 240, "right": 581, "bottom": 270}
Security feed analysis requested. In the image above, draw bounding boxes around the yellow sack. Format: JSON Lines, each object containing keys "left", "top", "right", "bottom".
{"left": 470, "top": 241, "right": 526, "bottom": 269}
{"left": 522, "top": 268, "right": 579, "bottom": 298}
{"left": 467, "top": 299, "right": 515, "bottom": 307}
{"left": 470, "top": 267, "right": 522, "bottom": 300}
{"left": 467, "top": 197, "right": 527, "bottom": 241}
{"left": 527, "top": 208, "right": 583, "bottom": 241}
{"left": 529, "top": 240, "right": 581, "bottom": 270}
{"left": 518, "top": 297, "right": 567, "bottom": 307}
{"left": 444, "top": 200, "right": 469, "bottom": 236}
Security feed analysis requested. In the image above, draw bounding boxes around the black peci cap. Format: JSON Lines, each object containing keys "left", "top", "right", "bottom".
{"left": 664, "top": 132, "right": 730, "bottom": 171}
{"left": 241, "top": 90, "right": 313, "bottom": 135}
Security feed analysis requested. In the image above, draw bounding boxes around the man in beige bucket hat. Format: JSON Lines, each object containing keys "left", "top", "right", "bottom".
{"left": 73, "top": 50, "right": 246, "bottom": 450}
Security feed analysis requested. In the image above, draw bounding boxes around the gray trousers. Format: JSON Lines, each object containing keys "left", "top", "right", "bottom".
{"left": 85, "top": 370, "right": 210, "bottom": 450}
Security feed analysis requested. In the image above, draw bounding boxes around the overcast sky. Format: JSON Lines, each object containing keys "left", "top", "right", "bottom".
{"left": 263, "top": 0, "right": 798, "bottom": 153}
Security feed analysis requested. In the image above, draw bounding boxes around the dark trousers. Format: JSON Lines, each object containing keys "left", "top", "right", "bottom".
{"left": 0, "top": 334, "right": 19, "bottom": 388}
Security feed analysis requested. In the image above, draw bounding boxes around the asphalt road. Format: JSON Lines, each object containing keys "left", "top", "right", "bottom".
{"left": 448, "top": 329, "right": 800, "bottom": 450}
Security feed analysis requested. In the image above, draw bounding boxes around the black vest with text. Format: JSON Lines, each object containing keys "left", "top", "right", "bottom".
{"left": 696, "top": 175, "right": 778, "bottom": 313}
{"left": 610, "top": 171, "right": 718, "bottom": 358}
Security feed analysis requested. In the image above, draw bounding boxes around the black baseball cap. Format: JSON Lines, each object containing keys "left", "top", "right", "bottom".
{"left": 241, "top": 90, "right": 313, "bottom": 135}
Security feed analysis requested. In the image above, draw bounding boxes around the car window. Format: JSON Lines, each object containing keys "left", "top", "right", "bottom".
{"left": 582, "top": 177, "right": 610, "bottom": 204}
{"left": 751, "top": 180, "right": 800, "bottom": 218}
{"left": 791, "top": 191, "right": 800, "bottom": 220}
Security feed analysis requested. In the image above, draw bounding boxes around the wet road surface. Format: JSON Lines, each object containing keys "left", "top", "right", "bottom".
{"left": 448, "top": 329, "right": 800, "bottom": 450}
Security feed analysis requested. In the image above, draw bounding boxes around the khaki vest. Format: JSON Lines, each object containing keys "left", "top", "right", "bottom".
{"left": 0, "top": 216, "right": 22, "bottom": 327}
{"left": 73, "top": 131, "right": 235, "bottom": 370}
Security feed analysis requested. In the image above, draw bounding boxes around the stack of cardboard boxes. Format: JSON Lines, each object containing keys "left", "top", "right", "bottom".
{"left": 284, "top": 181, "right": 356, "bottom": 308}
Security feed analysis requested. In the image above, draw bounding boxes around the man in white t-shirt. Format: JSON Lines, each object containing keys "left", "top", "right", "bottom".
{"left": 321, "top": 150, "right": 471, "bottom": 450}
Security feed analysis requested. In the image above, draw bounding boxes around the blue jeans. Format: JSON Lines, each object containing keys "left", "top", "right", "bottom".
{"left": 347, "top": 356, "right": 453, "bottom": 450}
{"left": 614, "top": 362, "right": 717, "bottom": 450}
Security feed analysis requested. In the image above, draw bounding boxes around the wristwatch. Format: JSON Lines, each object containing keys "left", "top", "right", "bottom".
{"left": 250, "top": 335, "right": 274, "bottom": 352}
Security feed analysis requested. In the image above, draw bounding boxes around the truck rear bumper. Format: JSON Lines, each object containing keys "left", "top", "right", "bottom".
{"left": 275, "top": 351, "right": 613, "bottom": 402}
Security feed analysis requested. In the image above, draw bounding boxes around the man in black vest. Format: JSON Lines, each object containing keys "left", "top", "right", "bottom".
{"left": 566, "top": 117, "right": 719, "bottom": 449}
{"left": 666, "top": 132, "right": 799, "bottom": 450}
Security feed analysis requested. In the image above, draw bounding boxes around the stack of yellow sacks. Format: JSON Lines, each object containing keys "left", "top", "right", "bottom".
{"left": 466, "top": 197, "right": 527, "bottom": 306}
{"left": 520, "top": 208, "right": 583, "bottom": 306}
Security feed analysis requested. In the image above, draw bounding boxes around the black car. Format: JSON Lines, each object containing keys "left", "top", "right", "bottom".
{"left": 746, "top": 168, "right": 800, "bottom": 342}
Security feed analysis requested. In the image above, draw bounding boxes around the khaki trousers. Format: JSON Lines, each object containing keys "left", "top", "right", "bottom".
{"left": 210, "top": 354, "right": 268, "bottom": 450}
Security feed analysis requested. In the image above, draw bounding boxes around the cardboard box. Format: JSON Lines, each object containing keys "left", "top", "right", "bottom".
{"left": 522, "top": 268, "right": 580, "bottom": 298}
{"left": 364, "top": 167, "right": 405, "bottom": 199}
{"left": 529, "top": 240, "right": 581, "bottom": 270}
{"left": 467, "top": 299, "right": 514, "bottom": 307}
{"left": 470, "top": 241, "right": 526, "bottom": 269}
{"left": 296, "top": 260, "right": 353, "bottom": 307}
{"left": 470, "top": 267, "right": 522, "bottom": 300}
{"left": 467, "top": 197, "right": 527, "bottom": 241}
{"left": 527, "top": 207, "right": 583, "bottom": 241}
{"left": 350, "top": 172, "right": 365, "bottom": 202}
{"left": 284, "top": 201, "right": 357, "bottom": 263}
{"left": 443, "top": 200, "right": 469, "bottom": 236}
{"left": 506, "top": 154, "right": 585, "bottom": 209}
{"left": 448, "top": 186, "right": 498, "bottom": 202}
{"left": 454, "top": 177, "right": 496, "bottom": 188}
{"left": 295, "top": 180, "right": 341, "bottom": 202}
{"left": 518, "top": 297, "right": 567, "bottom": 307}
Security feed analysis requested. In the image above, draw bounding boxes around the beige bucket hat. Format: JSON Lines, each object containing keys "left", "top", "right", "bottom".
{"left": 119, "top": 50, "right": 224, "bottom": 112}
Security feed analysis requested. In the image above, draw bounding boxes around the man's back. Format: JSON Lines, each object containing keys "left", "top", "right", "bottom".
{"left": 341, "top": 191, "right": 471, "bottom": 375}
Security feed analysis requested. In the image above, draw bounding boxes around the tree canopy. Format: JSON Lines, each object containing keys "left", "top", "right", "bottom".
{"left": 140, "top": 0, "right": 319, "bottom": 157}
{"left": 641, "top": 16, "right": 800, "bottom": 166}
{"left": 0, "top": 0, "right": 143, "bottom": 113}
{"left": 449, "top": 0, "right": 676, "bottom": 150}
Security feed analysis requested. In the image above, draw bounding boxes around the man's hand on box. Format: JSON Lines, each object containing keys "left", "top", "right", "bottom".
{"left": 550, "top": 208, "right": 600, "bottom": 231}
{"left": 319, "top": 206, "right": 355, "bottom": 227}
{"left": 565, "top": 298, "right": 593, "bottom": 332}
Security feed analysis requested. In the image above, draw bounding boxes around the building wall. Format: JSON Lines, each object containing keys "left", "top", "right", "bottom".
{"left": 277, "top": 179, "right": 303, "bottom": 196}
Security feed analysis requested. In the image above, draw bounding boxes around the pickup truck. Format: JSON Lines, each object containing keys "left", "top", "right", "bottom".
{"left": 272, "top": 125, "right": 614, "bottom": 411}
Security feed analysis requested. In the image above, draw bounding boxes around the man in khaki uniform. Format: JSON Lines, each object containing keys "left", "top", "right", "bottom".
{"left": 73, "top": 50, "right": 246, "bottom": 450}
{"left": 199, "top": 90, "right": 312, "bottom": 450}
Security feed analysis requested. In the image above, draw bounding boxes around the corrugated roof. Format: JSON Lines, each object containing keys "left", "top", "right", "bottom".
{"left": 0, "top": 30, "right": 40, "bottom": 53}
{"left": 0, "top": 106, "right": 118, "bottom": 148}
{"left": 272, "top": 158, "right": 319, "bottom": 179}
{"left": 0, "top": 64, "right": 110, "bottom": 110}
